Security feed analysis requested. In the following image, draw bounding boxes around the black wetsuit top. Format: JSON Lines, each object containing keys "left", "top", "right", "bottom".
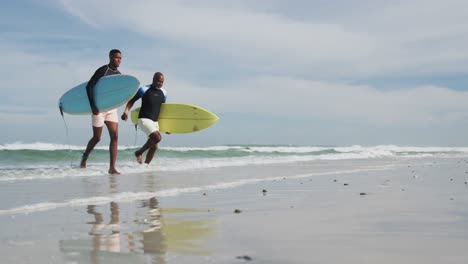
{"left": 128, "top": 85, "right": 167, "bottom": 121}
{"left": 86, "top": 65, "right": 121, "bottom": 108}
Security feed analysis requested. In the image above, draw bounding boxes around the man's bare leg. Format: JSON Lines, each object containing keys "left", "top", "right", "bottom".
{"left": 105, "top": 121, "right": 120, "bottom": 174}
{"left": 145, "top": 145, "right": 157, "bottom": 164}
{"left": 136, "top": 132, "right": 161, "bottom": 165}
{"left": 81, "top": 126, "right": 103, "bottom": 168}
{"left": 144, "top": 132, "right": 161, "bottom": 164}
{"left": 135, "top": 139, "right": 152, "bottom": 164}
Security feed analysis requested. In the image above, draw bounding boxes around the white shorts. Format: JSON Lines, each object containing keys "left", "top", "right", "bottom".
{"left": 138, "top": 118, "right": 159, "bottom": 137}
{"left": 92, "top": 109, "right": 119, "bottom": 127}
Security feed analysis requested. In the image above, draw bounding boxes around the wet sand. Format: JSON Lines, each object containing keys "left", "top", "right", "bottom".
{"left": 1, "top": 157, "right": 468, "bottom": 263}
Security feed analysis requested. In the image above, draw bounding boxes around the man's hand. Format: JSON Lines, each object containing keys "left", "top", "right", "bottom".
{"left": 121, "top": 112, "right": 128, "bottom": 121}
{"left": 91, "top": 106, "right": 99, "bottom": 115}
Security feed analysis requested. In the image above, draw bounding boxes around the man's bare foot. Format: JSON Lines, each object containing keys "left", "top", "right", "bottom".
{"left": 108, "top": 168, "right": 121, "bottom": 175}
{"left": 80, "top": 153, "right": 88, "bottom": 168}
{"left": 135, "top": 152, "right": 142, "bottom": 164}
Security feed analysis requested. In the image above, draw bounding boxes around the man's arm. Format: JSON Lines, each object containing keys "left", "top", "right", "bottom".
{"left": 86, "top": 66, "right": 107, "bottom": 115}
{"left": 121, "top": 90, "right": 143, "bottom": 121}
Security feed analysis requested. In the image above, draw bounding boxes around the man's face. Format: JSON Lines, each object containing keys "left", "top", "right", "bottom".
{"left": 109, "top": 53, "right": 122, "bottom": 68}
{"left": 153, "top": 75, "right": 164, "bottom": 88}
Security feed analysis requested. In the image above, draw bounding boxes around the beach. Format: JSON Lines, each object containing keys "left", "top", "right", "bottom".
{"left": 5, "top": 1, "right": 468, "bottom": 263}
{"left": 1, "top": 145, "right": 468, "bottom": 263}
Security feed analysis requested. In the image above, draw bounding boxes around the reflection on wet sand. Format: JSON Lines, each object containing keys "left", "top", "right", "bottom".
{"left": 60, "top": 176, "right": 216, "bottom": 263}
{"left": 87, "top": 202, "right": 122, "bottom": 254}
{"left": 140, "top": 197, "right": 165, "bottom": 255}
{"left": 141, "top": 198, "right": 216, "bottom": 255}
{"left": 159, "top": 207, "right": 216, "bottom": 255}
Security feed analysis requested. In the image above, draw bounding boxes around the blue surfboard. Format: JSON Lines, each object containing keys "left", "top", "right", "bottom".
{"left": 59, "top": 74, "right": 140, "bottom": 115}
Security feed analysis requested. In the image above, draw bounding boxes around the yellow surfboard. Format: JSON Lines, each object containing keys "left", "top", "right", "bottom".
{"left": 130, "top": 103, "right": 219, "bottom": 134}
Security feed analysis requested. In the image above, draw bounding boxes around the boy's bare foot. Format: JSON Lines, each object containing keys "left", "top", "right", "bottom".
{"left": 135, "top": 152, "right": 142, "bottom": 164}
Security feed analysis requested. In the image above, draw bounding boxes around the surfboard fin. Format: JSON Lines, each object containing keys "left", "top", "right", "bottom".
{"left": 59, "top": 103, "right": 64, "bottom": 117}
{"left": 58, "top": 102, "right": 70, "bottom": 149}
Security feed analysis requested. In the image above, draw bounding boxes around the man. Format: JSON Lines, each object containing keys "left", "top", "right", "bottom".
{"left": 121, "top": 72, "right": 167, "bottom": 165}
{"left": 80, "top": 49, "right": 122, "bottom": 174}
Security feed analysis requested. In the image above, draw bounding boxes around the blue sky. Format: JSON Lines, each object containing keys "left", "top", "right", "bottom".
{"left": 2, "top": 0, "right": 468, "bottom": 146}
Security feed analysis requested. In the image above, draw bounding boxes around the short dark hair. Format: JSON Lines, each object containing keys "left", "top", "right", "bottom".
{"left": 154, "top": 72, "right": 164, "bottom": 78}
{"left": 109, "top": 49, "right": 121, "bottom": 56}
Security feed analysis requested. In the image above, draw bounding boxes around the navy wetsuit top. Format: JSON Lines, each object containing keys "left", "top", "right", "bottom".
{"left": 128, "top": 85, "right": 167, "bottom": 121}
{"left": 86, "top": 65, "right": 121, "bottom": 108}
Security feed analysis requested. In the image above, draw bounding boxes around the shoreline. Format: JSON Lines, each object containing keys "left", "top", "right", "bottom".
{"left": 1, "top": 157, "right": 468, "bottom": 263}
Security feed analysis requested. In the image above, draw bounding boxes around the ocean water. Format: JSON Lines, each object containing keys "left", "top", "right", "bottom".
{"left": 1, "top": 142, "right": 468, "bottom": 216}
{"left": 1, "top": 142, "right": 468, "bottom": 182}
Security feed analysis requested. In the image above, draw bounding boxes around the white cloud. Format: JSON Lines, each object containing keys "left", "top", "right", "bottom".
{"left": 2, "top": 42, "right": 467, "bottom": 127}
{"left": 58, "top": 0, "right": 468, "bottom": 78}
{"left": 163, "top": 75, "right": 468, "bottom": 126}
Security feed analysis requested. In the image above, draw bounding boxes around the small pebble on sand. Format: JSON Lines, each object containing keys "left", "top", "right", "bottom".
{"left": 236, "top": 255, "right": 252, "bottom": 261}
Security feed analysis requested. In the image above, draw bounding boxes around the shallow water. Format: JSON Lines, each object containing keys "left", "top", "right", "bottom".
{"left": 1, "top": 144, "right": 468, "bottom": 263}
